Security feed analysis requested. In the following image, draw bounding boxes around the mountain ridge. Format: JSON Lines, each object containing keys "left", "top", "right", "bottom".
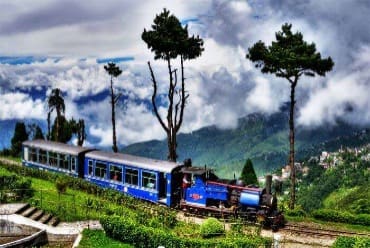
{"left": 123, "top": 110, "right": 370, "bottom": 177}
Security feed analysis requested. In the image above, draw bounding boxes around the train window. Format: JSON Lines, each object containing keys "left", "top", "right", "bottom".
{"left": 60, "top": 154, "right": 69, "bottom": 170}
{"left": 110, "top": 165, "right": 122, "bottom": 182}
{"left": 39, "top": 149, "right": 47, "bottom": 164}
{"left": 30, "top": 148, "right": 37, "bottom": 162}
{"left": 71, "top": 157, "right": 77, "bottom": 172}
{"left": 88, "top": 160, "right": 94, "bottom": 176}
{"left": 49, "top": 152, "right": 58, "bottom": 167}
{"left": 95, "top": 161, "right": 107, "bottom": 179}
{"left": 142, "top": 171, "right": 156, "bottom": 190}
{"left": 125, "top": 168, "right": 138, "bottom": 186}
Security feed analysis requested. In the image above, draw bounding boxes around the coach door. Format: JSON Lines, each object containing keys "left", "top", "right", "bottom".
{"left": 158, "top": 172, "right": 166, "bottom": 201}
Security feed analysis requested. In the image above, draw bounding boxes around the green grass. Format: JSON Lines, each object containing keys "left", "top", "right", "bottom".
{"left": 0, "top": 166, "right": 13, "bottom": 176}
{"left": 28, "top": 177, "right": 138, "bottom": 222}
{"left": 78, "top": 229, "right": 133, "bottom": 248}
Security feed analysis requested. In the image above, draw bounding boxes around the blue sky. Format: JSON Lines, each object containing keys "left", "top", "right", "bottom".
{"left": 1, "top": 0, "right": 370, "bottom": 150}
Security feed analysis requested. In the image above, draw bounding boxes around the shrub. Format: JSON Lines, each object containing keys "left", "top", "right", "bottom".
{"left": 0, "top": 174, "right": 33, "bottom": 202}
{"left": 101, "top": 215, "right": 272, "bottom": 248}
{"left": 200, "top": 217, "right": 225, "bottom": 238}
{"left": 55, "top": 177, "right": 69, "bottom": 194}
{"left": 332, "top": 236, "right": 370, "bottom": 248}
{"left": 285, "top": 207, "right": 307, "bottom": 217}
{"left": 312, "top": 209, "right": 370, "bottom": 226}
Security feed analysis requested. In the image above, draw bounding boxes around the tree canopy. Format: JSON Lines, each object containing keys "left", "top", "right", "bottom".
{"left": 246, "top": 23, "right": 334, "bottom": 82}
{"left": 240, "top": 158, "right": 258, "bottom": 186}
{"left": 11, "top": 122, "right": 28, "bottom": 156}
{"left": 47, "top": 88, "right": 65, "bottom": 142}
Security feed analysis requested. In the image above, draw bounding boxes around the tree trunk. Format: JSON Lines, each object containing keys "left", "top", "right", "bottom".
{"left": 47, "top": 112, "right": 51, "bottom": 140}
{"left": 56, "top": 109, "right": 61, "bottom": 142}
{"left": 111, "top": 77, "right": 118, "bottom": 153}
{"left": 289, "top": 80, "right": 297, "bottom": 210}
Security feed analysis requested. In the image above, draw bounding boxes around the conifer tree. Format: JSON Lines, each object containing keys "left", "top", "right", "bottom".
{"left": 246, "top": 23, "right": 334, "bottom": 209}
{"left": 240, "top": 158, "right": 258, "bottom": 186}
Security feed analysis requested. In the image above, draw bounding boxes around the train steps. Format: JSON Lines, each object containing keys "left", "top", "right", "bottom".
{"left": 15, "top": 204, "right": 60, "bottom": 227}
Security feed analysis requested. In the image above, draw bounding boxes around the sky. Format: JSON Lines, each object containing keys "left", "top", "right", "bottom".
{"left": 1, "top": 0, "right": 370, "bottom": 149}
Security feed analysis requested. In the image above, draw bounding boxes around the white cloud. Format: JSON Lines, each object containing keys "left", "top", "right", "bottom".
{"left": 0, "top": 92, "right": 45, "bottom": 120}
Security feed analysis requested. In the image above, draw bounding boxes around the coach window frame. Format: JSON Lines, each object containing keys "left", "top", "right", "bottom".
{"left": 142, "top": 170, "right": 157, "bottom": 191}
{"left": 95, "top": 161, "right": 107, "bottom": 179}
{"left": 88, "top": 159, "right": 94, "bottom": 176}
{"left": 125, "top": 167, "right": 139, "bottom": 187}
{"left": 110, "top": 164, "right": 123, "bottom": 183}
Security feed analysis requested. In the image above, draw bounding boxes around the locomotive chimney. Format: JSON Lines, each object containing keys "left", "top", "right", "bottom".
{"left": 265, "top": 174, "right": 272, "bottom": 195}
{"left": 184, "top": 158, "right": 192, "bottom": 167}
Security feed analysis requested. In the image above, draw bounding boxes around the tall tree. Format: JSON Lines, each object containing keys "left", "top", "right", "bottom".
{"left": 11, "top": 122, "right": 28, "bottom": 156}
{"left": 51, "top": 116, "right": 73, "bottom": 143}
{"left": 246, "top": 23, "right": 334, "bottom": 209}
{"left": 47, "top": 88, "right": 65, "bottom": 142}
{"left": 70, "top": 118, "right": 86, "bottom": 146}
{"left": 104, "top": 62, "right": 122, "bottom": 153}
{"left": 142, "top": 8, "right": 204, "bottom": 161}
{"left": 240, "top": 158, "right": 258, "bottom": 186}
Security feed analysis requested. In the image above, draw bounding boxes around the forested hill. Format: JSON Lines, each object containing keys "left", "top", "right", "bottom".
{"left": 123, "top": 110, "right": 370, "bottom": 177}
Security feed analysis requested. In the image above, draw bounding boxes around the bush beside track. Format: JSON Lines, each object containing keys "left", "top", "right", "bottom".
{"left": 312, "top": 209, "right": 370, "bottom": 226}
{"left": 100, "top": 215, "right": 272, "bottom": 248}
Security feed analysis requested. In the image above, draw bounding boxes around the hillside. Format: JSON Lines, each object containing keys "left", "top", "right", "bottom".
{"left": 297, "top": 145, "right": 370, "bottom": 215}
{"left": 123, "top": 109, "right": 370, "bottom": 177}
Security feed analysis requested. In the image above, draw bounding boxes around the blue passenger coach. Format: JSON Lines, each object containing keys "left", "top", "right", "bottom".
{"left": 84, "top": 150, "right": 184, "bottom": 206}
{"left": 22, "top": 140, "right": 93, "bottom": 177}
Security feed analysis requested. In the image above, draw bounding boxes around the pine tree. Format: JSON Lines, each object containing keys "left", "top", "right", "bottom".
{"left": 240, "top": 158, "right": 258, "bottom": 186}
{"left": 11, "top": 122, "right": 28, "bottom": 156}
{"left": 246, "top": 23, "right": 334, "bottom": 209}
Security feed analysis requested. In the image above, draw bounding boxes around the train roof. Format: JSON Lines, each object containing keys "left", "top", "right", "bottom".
{"left": 85, "top": 150, "right": 182, "bottom": 173}
{"left": 23, "top": 140, "right": 94, "bottom": 156}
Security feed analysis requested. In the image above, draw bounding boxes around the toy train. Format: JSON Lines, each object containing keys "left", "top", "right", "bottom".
{"left": 22, "top": 139, "right": 284, "bottom": 230}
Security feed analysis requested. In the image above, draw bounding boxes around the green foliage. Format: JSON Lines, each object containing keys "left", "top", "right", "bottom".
{"left": 11, "top": 122, "right": 28, "bottom": 156}
{"left": 240, "top": 158, "right": 258, "bottom": 185}
{"left": 0, "top": 173, "right": 33, "bottom": 202}
{"left": 55, "top": 177, "right": 69, "bottom": 194}
{"left": 50, "top": 115, "right": 73, "bottom": 143}
{"left": 333, "top": 236, "right": 370, "bottom": 248}
{"left": 101, "top": 215, "right": 272, "bottom": 248}
{"left": 142, "top": 8, "right": 203, "bottom": 61}
{"left": 47, "top": 88, "right": 65, "bottom": 141}
{"left": 285, "top": 207, "right": 307, "bottom": 217}
{"left": 298, "top": 155, "right": 370, "bottom": 214}
{"left": 79, "top": 229, "right": 133, "bottom": 248}
{"left": 312, "top": 209, "right": 370, "bottom": 226}
{"left": 200, "top": 217, "right": 225, "bottom": 238}
{"left": 246, "top": 23, "right": 334, "bottom": 79}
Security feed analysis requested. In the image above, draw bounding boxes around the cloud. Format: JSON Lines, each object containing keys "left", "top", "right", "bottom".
{"left": 298, "top": 45, "right": 370, "bottom": 127}
{"left": 1, "top": 0, "right": 370, "bottom": 150}
{"left": 0, "top": 92, "right": 45, "bottom": 120}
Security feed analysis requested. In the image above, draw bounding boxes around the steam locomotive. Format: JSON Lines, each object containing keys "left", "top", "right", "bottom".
{"left": 22, "top": 139, "right": 284, "bottom": 230}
